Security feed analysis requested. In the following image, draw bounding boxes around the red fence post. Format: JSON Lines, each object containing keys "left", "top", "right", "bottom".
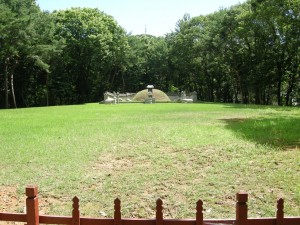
{"left": 196, "top": 200, "right": 203, "bottom": 225}
{"left": 72, "top": 196, "right": 80, "bottom": 225}
{"left": 114, "top": 198, "right": 122, "bottom": 225}
{"left": 236, "top": 191, "right": 248, "bottom": 225}
{"left": 276, "top": 198, "right": 284, "bottom": 225}
{"left": 156, "top": 199, "right": 163, "bottom": 225}
{"left": 26, "top": 185, "right": 39, "bottom": 225}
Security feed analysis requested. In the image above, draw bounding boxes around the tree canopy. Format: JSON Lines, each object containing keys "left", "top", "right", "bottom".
{"left": 1, "top": 0, "right": 299, "bottom": 108}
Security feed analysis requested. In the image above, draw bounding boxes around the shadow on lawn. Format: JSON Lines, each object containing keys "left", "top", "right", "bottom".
{"left": 222, "top": 103, "right": 299, "bottom": 111}
{"left": 222, "top": 116, "right": 300, "bottom": 149}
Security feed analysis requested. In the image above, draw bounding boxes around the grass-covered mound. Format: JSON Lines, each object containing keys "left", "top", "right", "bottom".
{"left": 132, "top": 89, "right": 171, "bottom": 102}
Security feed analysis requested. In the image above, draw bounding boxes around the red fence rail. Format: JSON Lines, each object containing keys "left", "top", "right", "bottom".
{"left": 0, "top": 185, "right": 299, "bottom": 225}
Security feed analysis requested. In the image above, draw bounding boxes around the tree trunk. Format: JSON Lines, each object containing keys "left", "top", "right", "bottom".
{"left": 277, "top": 76, "right": 282, "bottom": 106}
{"left": 235, "top": 70, "right": 243, "bottom": 104}
{"left": 276, "top": 63, "right": 283, "bottom": 106}
{"left": 285, "top": 72, "right": 296, "bottom": 106}
{"left": 46, "top": 73, "right": 49, "bottom": 106}
{"left": 10, "top": 72, "right": 17, "bottom": 109}
{"left": 10, "top": 58, "right": 18, "bottom": 109}
{"left": 4, "top": 57, "right": 18, "bottom": 109}
{"left": 4, "top": 59, "right": 9, "bottom": 109}
{"left": 121, "top": 72, "right": 126, "bottom": 93}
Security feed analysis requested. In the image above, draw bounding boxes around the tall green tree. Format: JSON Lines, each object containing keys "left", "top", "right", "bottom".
{"left": 167, "top": 0, "right": 300, "bottom": 105}
{"left": 0, "top": 0, "right": 40, "bottom": 108}
{"left": 18, "top": 11, "right": 65, "bottom": 107}
{"left": 124, "top": 34, "right": 169, "bottom": 92}
{"left": 1, "top": 0, "right": 299, "bottom": 108}
{"left": 249, "top": 0, "right": 300, "bottom": 105}
{"left": 51, "top": 8, "right": 128, "bottom": 104}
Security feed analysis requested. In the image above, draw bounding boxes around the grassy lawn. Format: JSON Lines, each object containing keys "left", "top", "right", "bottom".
{"left": 0, "top": 103, "right": 299, "bottom": 219}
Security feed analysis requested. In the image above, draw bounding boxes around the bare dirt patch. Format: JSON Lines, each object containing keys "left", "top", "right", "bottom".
{"left": 0, "top": 186, "right": 24, "bottom": 225}
{"left": 92, "top": 154, "right": 135, "bottom": 173}
{"left": 0, "top": 186, "right": 24, "bottom": 213}
{"left": 0, "top": 185, "right": 68, "bottom": 218}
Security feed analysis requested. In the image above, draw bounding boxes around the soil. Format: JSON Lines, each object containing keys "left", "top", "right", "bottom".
{"left": 0, "top": 185, "right": 65, "bottom": 224}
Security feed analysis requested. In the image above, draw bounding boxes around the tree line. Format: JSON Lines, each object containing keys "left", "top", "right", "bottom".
{"left": 1, "top": 0, "right": 299, "bottom": 108}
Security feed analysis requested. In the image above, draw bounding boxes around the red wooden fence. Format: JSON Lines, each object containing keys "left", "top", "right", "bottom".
{"left": 0, "top": 185, "right": 299, "bottom": 225}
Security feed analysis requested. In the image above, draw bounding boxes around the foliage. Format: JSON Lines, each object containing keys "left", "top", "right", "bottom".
{"left": 166, "top": 0, "right": 300, "bottom": 105}
{"left": 0, "top": 0, "right": 41, "bottom": 108}
{"left": 124, "top": 35, "right": 169, "bottom": 92}
{"left": 50, "top": 7, "right": 128, "bottom": 104}
{"left": 0, "top": 0, "right": 299, "bottom": 108}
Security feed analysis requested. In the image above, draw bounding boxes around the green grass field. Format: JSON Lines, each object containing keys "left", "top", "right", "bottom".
{"left": 0, "top": 103, "right": 299, "bottom": 219}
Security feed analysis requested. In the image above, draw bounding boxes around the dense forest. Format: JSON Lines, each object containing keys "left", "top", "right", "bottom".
{"left": 0, "top": 0, "right": 299, "bottom": 108}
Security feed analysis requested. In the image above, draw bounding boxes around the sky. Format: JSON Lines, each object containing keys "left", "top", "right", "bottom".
{"left": 36, "top": 0, "right": 247, "bottom": 37}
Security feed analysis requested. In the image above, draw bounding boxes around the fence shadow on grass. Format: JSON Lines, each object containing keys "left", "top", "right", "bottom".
{"left": 221, "top": 116, "right": 300, "bottom": 149}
